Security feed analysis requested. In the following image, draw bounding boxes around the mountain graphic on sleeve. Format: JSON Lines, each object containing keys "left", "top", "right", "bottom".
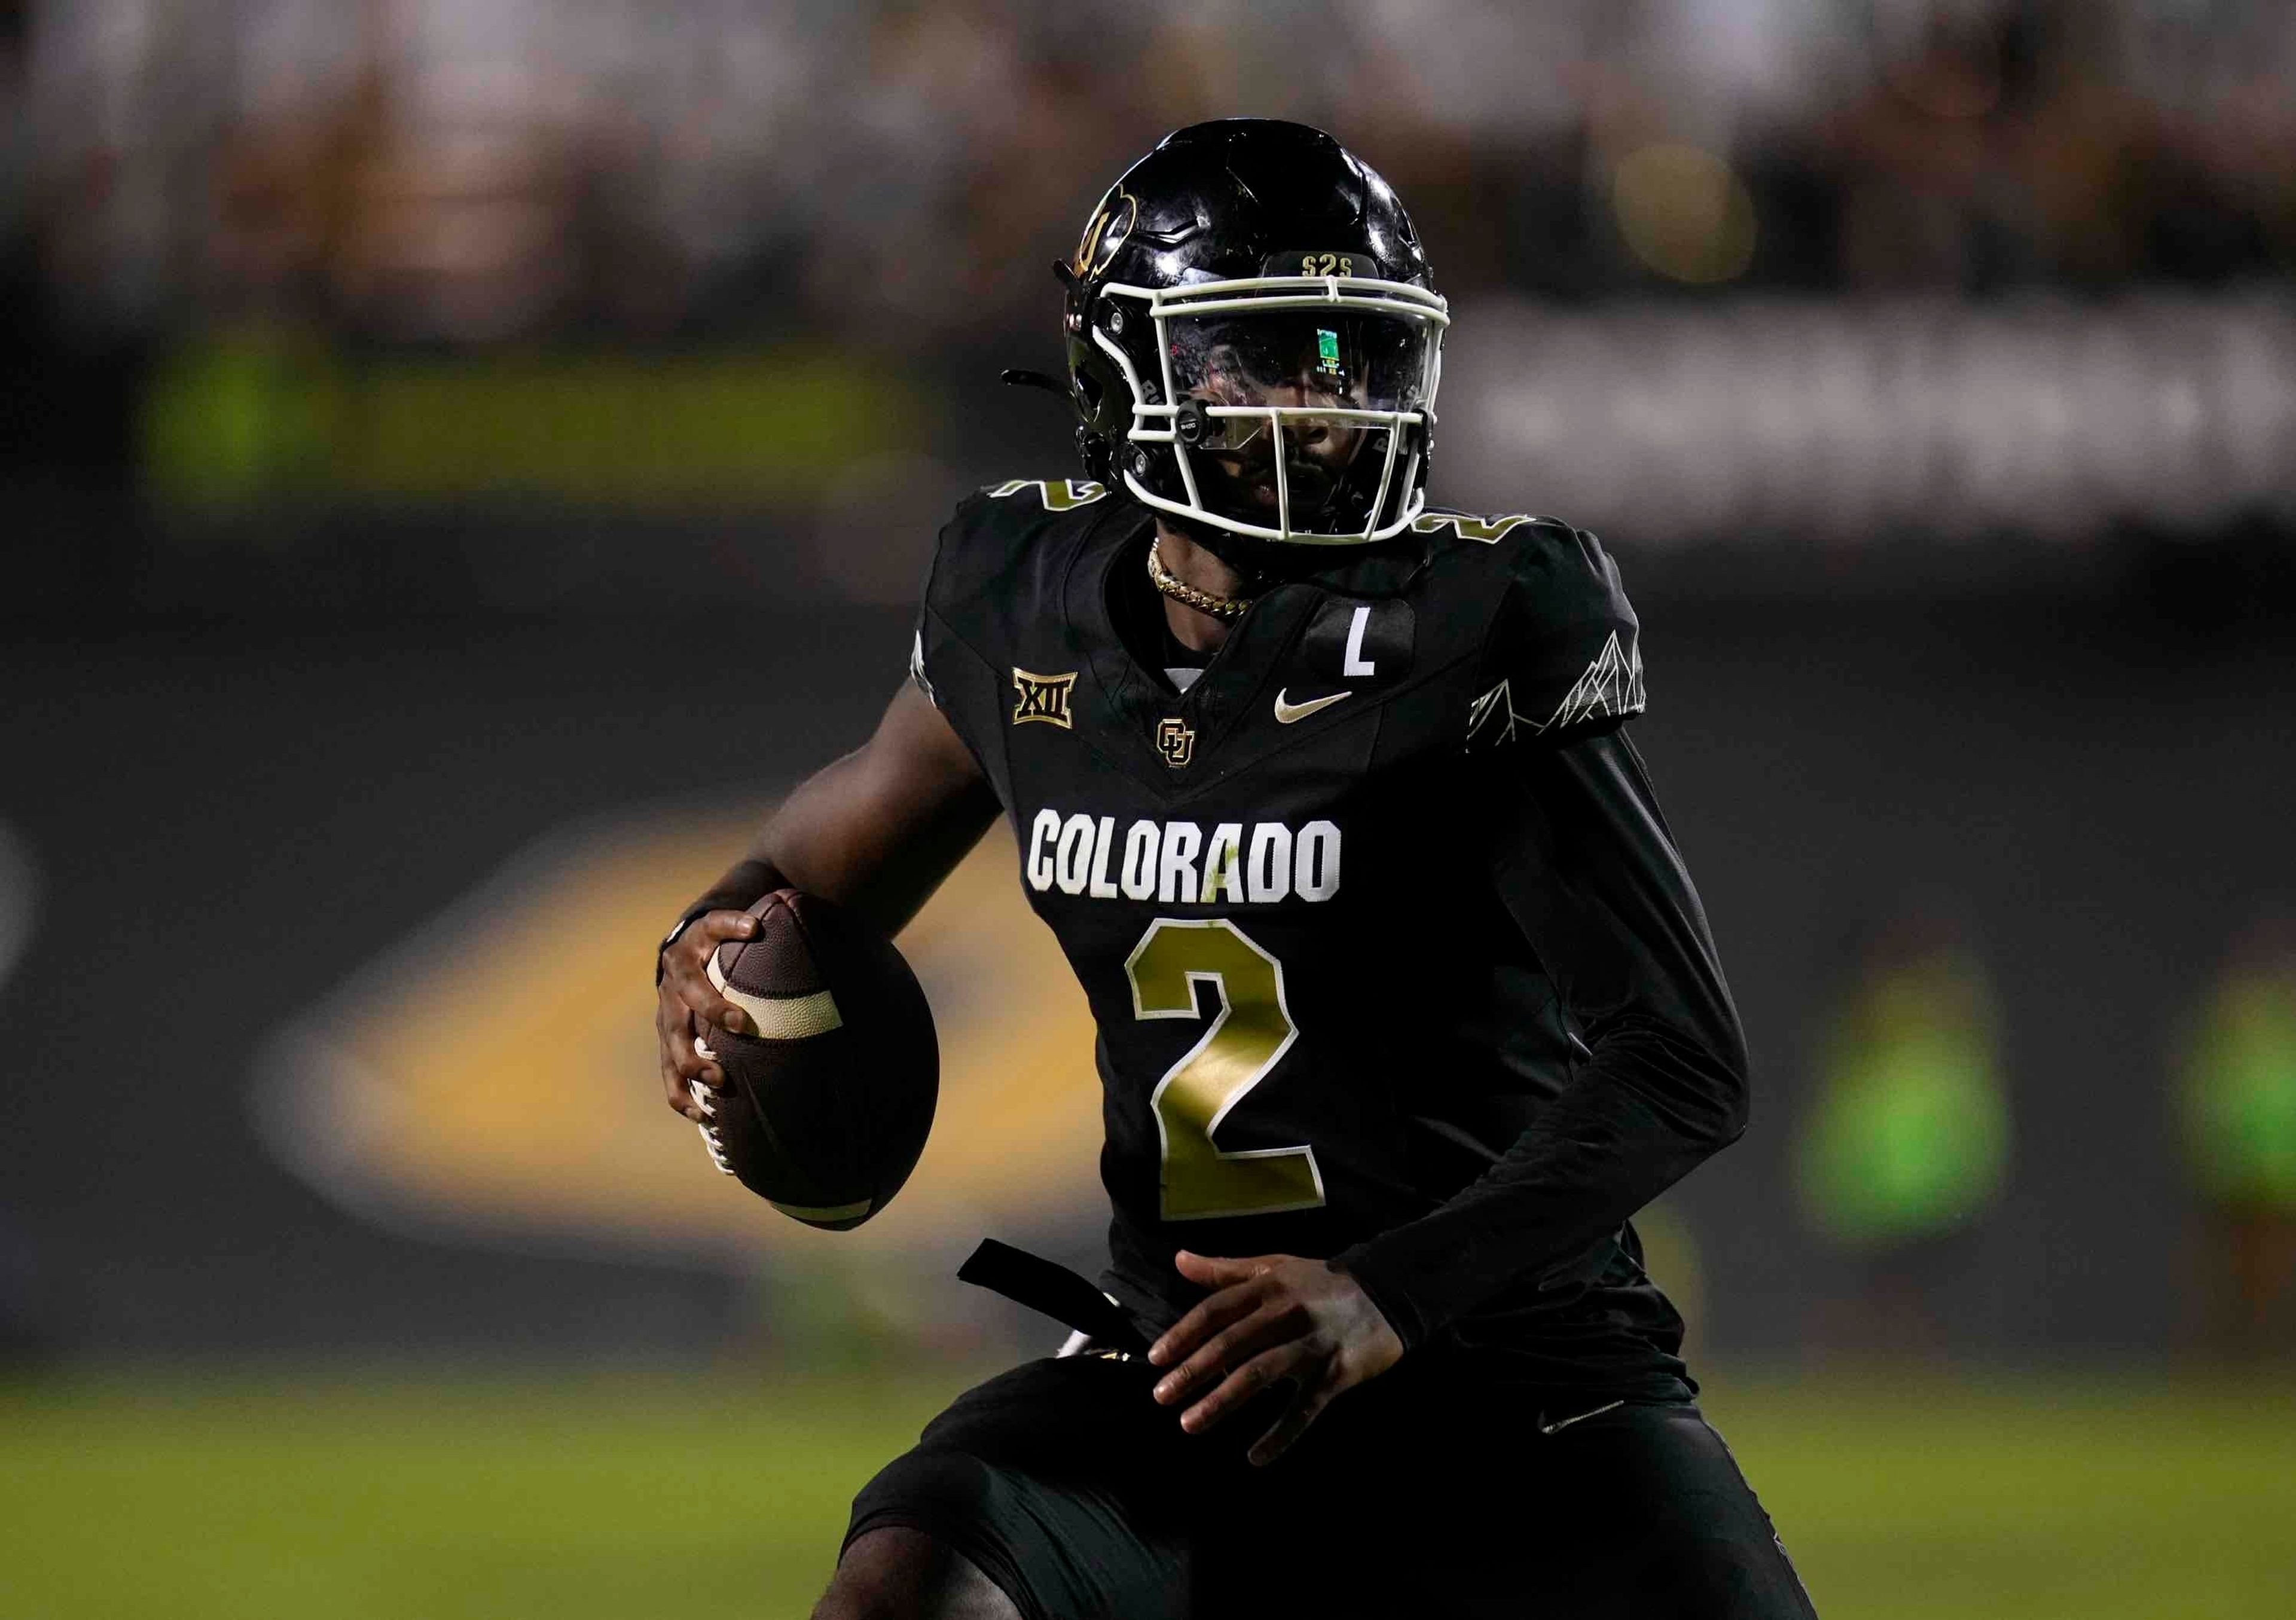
{"left": 1466, "top": 631, "right": 1645, "bottom": 750}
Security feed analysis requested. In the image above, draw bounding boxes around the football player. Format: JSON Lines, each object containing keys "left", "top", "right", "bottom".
{"left": 655, "top": 120, "right": 1818, "bottom": 1619}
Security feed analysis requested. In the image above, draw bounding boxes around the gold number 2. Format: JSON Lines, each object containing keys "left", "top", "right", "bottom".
{"left": 1124, "top": 919, "right": 1324, "bottom": 1221}
{"left": 1299, "top": 252, "right": 1354, "bottom": 277}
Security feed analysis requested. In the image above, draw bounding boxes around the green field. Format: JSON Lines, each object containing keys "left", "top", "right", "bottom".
{"left": 3, "top": 1365, "right": 2289, "bottom": 1618}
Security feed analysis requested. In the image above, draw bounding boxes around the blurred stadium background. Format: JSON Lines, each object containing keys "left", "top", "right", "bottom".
{"left": 4, "top": 0, "right": 2295, "bottom": 1614}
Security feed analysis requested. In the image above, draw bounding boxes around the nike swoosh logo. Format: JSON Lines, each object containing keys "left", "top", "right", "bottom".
{"left": 1273, "top": 688, "right": 1353, "bottom": 724}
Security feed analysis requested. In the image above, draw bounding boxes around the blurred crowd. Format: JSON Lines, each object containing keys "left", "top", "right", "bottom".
{"left": 9, "top": 0, "right": 2295, "bottom": 350}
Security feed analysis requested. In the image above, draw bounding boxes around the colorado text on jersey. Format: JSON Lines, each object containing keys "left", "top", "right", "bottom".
{"left": 1023, "top": 810, "right": 1340, "bottom": 905}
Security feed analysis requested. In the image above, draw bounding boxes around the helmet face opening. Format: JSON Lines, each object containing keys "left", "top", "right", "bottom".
{"left": 1099, "top": 276, "right": 1448, "bottom": 545}
{"left": 1162, "top": 306, "right": 1437, "bottom": 538}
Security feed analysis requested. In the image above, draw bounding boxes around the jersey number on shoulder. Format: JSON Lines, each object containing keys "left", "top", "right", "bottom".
{"left": 987, "top": 478, "right": 1109, "bottom": 511}
{"left": 1123, "top": 919, "right": 1324, "bottom": 1222}
{"left": 1410, "top": 511, "right": 1535, "bottom": 542}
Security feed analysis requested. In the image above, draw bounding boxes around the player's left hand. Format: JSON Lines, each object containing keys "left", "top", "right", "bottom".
{"left": 1147, "top": 1250, "right": 1403, "bottom": 1466}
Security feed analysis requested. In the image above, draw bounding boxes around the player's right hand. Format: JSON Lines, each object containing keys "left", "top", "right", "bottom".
{"left": 655, "top": 910, "right": 759, "bottom": 1122}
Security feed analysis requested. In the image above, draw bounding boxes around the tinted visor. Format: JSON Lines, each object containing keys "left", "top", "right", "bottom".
{"left": 1163, "top": 309, "right": 1437, "bottom": 533}
{"left": 1166, "top": 310, "right": 1433, "bottom": 422}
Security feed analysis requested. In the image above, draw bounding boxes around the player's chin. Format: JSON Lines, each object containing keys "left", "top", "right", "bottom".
{"left": 1210, "top": 462, "right": 1342, "bottom": 515}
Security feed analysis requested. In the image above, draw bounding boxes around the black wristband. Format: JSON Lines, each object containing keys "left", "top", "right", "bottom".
{"left": 655, "top": 858, "right": 778, "bottom": 984}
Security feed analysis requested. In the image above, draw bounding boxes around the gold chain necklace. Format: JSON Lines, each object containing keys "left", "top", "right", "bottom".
{"left": 1147, "top": 538, "right": 1257, "bottom": 621}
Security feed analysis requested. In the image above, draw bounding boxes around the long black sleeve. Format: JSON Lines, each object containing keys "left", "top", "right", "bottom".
{"left": 1332, "top": 725, "right": 1749, "bottom": 1350}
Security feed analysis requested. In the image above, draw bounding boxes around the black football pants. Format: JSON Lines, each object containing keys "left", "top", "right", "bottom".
{"left": 846, "top": 1352, "right": 1818, "bottom": 1618}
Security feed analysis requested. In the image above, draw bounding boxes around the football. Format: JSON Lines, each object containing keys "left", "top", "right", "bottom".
{"left": 689, "top": 889, "right": 938, "bottom": 1230}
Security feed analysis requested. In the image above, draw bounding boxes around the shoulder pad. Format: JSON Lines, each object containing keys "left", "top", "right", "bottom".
{"left": 926, "top": 477, "right": 1113, "bottom": 600}
{"left": 915, "top": 477, "right": 1119, "bottom": 695}
{"left": 1452, "top": 514, "right": 1645, "bottom": 749}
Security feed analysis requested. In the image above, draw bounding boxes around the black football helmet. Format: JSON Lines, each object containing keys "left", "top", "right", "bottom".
{"left": 1059, "top": 119, "right": 1447, "bottom": 548}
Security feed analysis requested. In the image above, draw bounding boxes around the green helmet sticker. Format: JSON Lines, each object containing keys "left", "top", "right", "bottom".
{"left": 1316, "top": 328, "right": 1342, "bottom": 375}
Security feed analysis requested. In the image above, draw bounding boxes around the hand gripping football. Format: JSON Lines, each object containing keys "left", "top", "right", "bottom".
{"left": 690, "top": 889, "right": 938, "bottom": 1230}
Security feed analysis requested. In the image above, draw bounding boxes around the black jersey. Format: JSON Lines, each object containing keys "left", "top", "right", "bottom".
{"left": 912, "top": 478, "right": 1748, "bottom": 1397}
